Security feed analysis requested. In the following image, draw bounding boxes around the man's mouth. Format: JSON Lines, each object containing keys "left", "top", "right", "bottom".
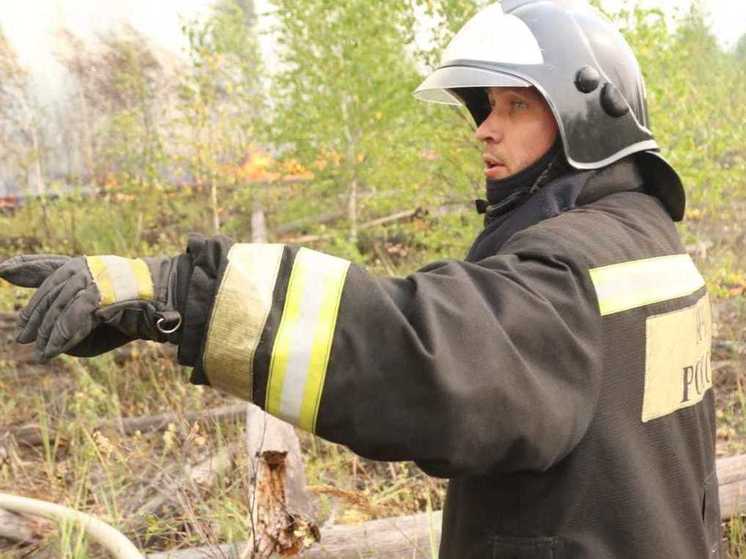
{"left": 483, "top": 155, "right": 507, "bottom": 178}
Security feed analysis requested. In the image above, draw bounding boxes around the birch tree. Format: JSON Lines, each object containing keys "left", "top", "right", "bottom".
{"left": 267, "top": 0, "right": 426, "bottom": 245}
{"left": 266, "top": 0, "right": 493, "bottom": 252}
{"left": 178, "top": 0, "right": 266, "bottom": 235}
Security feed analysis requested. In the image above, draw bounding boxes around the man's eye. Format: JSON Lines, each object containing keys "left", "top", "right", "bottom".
{"left": 511, "top": 100, "right": 528, "bottom": 110}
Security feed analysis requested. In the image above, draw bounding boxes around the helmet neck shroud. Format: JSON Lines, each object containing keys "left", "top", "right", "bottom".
{"left": 476, "top": 138, "right": 567, "bottom": 224}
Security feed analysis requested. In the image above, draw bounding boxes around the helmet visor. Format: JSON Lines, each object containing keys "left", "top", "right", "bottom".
{"left": 413, "top": 2, "right": 540, "bottom": 105}
{"left": 414, "top": 66, "right": 531, "bottom": 105}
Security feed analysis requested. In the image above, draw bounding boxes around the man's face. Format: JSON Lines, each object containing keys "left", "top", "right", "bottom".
{"left": 476, "top": 87, "right": 559, "bottom": 181}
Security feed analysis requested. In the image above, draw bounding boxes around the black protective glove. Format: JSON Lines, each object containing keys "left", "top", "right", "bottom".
{"left": 0, "top": 253, "right": 183, "bottom": 360}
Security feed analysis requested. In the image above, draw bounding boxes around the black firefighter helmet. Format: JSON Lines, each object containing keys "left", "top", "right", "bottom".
{"left": 414, "top": 0, "right": 686, "bottom": 220}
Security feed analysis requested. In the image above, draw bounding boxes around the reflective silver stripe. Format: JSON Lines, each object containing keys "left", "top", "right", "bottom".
{"left": 87, "top": 255, "right": 153, "bottom": 305}
{"left": 589, "top": 254, "right": 705, "bottom": 316}
{"left": 278, "top": 275, "right": 324, "bottom": 422}
{"left": 101, "top": 255, "right": 140, "bottom": 302}
{"left": 266, "top": 248, "right": 350, "bottom": 432}
{"left": 202, "top": 244, "right": 284, "bottom": 400}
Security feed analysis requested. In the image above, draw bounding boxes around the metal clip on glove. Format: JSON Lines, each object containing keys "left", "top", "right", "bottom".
{"left": 0, "top": 254, "right": 182, "bottom": 360}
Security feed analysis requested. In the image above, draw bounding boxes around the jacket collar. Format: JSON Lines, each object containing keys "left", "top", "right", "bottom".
{"left": 476, "top": 140, "right": 564, "bottom": 222}
{"left": 466, "top": 158, "right": 644, "bottom": 262}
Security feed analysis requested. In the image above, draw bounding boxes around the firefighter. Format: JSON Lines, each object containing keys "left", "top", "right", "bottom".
{"left": 0, "top": 1, "right": 720, "bottom": 557}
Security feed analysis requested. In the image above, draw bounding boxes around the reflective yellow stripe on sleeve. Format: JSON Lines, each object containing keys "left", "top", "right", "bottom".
{"left": 130, "top": 259, "right": 155, "bottom": 301}
{"left": 266, "top": 248, "right": 350, "bottom": 433}
{"left": 202, "top": 244, "right": 284, "bottom": 400}
{"left": 86, "top": 256, "right": 154, "bottom": 305}
{"left": 86, "top": 256, "right": 116, "bottom": 305}
{"left": 589, "top": 254, "right": 705, "bottom": 316}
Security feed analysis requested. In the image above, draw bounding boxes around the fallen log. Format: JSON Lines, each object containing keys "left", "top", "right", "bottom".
{"left": 685, "top": 240, "right": 714, "bottom": 260}
{"left": 146, "top": 453, "right": 746, "bottom": 558}
{"left": 714, "top": 340, "right": 746, "bottom": 357}
{"left": 146, "top": 510, "right": 441, "bottom": 559}
{"left": 274, "top": 210, "right": 346, "bottom": 236}
{"left": 717, "top": 454, "right": 746, "bottom": 520}
{"left": 0, "top": 312, "right": 17, "bottom": 330}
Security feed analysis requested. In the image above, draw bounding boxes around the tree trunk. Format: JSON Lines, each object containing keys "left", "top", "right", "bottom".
{"left": 29, "top": 127, "right": 46, "bottom": 198}
{"left": 340, "top": 97, "right": 359, "bottom": 245}
{"left": 207, "top": 122, "right": 220, "bottom": 234}
{"left": 347, "top": 177, "right": 358, "bottom": 244}
{"left": 20, "top": 100, "right": 46, "bottom": 198}
{"left": 78, "top": 86, "right": 95, "bottom": 182}
{"left": 251, "top": 191, "right": 268, "bottom": 244}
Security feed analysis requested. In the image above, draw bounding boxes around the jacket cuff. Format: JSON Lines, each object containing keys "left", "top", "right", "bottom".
{"left": 176, "top": 234, "right": 234, "bottom": 383}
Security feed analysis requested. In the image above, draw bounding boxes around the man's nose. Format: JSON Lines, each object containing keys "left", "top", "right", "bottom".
{"left": 475, "top": 110, "right": 504, "bottom": 143}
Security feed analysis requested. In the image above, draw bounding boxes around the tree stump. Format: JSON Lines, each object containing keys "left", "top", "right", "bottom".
{"left": 243, "top": 404, "right": 318, "bottom": 558}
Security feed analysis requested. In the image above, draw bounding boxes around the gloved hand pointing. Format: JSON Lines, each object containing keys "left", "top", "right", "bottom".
{"left": 0, "top": 254, "right": 71, "bottom": 287}
{"left": 0, "top": 254, "right": 183, "bottom": 360}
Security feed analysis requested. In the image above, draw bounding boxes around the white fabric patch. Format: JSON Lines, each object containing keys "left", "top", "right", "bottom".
{"left": 642, "top": 295, "right": 712, "bottom": 423}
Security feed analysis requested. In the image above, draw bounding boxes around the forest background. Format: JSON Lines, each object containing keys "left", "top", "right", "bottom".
{"left": 0, "top": 0, "right": 745, "bottom": 557}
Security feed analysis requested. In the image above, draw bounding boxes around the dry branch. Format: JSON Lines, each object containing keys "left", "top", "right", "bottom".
{"left": 135, "top": 444, "right": 238, "bottom": 520}
{"left": 274, "top": 200, "right": 470, "bottom": 240}
{"left": 282, "top": 208, "right": 426, "bottom": 244}
{"left": 274, "top": 210, "right": 346, "bottom": 236}
{"left": 0, "top": 507, "right": 50, "bottom": 545}
{"left": 9, "top": 403, "right": 247, "bottom": 448}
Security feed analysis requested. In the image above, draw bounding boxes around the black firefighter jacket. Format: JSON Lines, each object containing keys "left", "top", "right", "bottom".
{"left": 176, "top": 158, "right": 720, "bottom": 559}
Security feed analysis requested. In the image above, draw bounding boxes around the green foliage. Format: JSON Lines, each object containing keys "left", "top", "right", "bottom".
{"left": 264, "top": 0, "right": 482, "bottom": 245}
{"left": 613, "top": 1, "right": 746, "bottom": 213}
{"left": 0, "top": 0, "right": 742, "bottom": 266}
